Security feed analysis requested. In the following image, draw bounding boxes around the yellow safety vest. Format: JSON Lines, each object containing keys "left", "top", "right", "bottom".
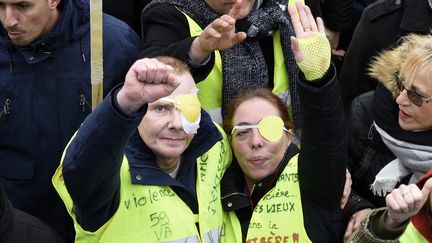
{"left": 399, "top": 222, "right": 428, "bottom": 243}
{"left": 182, "top": 12, "right": 292, "bottom": 125}
{"left": 53, "top": 125, "right": 232, "bottom": 243}
{"left": 222, "top": 155, "right": 312, "bottom": 243}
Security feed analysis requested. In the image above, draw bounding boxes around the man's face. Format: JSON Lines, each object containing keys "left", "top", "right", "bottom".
{"left": 138, "top": 72, "right": 197, "bottom": 167}
{"left": 0, "top": 0, "right": 60, "bottom": 46}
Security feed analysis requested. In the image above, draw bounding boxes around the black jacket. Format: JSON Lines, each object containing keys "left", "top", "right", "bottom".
{"left": 0, "top": 186, "right": 64, "bottom": 243}
{"left": 306, "top": 0, "right": 353, "bottom": 32}
{"left": 221, "top": 66, "right": 347, "bottom": 243}
{"left": 346, "top": 89, "right": 397, "bottom": 208}
{"left": 339, "top": 0, "right": 432, "bottom": 109}
{"left": 103, "top": 0, "right": 151, "bottom": 35}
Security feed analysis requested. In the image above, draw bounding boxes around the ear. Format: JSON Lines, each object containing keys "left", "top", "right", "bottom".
{"left": 49, "top": 0, "right": 61, "bottom": 10}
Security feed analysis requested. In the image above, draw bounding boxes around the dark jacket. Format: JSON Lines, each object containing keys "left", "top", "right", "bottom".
{"left": 346, "top": 89, "right": 397, "bottom": 208}
{"left": 103, "top": 0, "right": 151, "bottom": 35}
{"left": 306, "top": 0, "right": 353, "bottom": 32}
{"left": 0, "top": 185, "right": 64, "bottom": 243}
{"left": 339, "top": 0, "right": 432, "bottom": 109}
{"left": 61, "top": 86, "right": 225, "bottom": 231}
{"left": 221, "top": 66, "right": 347, "bottom": 243}
{"left": 0, "top": 0, "right": 142, "bottom": 241}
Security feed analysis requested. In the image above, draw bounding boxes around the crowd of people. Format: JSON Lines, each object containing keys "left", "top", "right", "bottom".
{"left": 1, "top": 0, "right": 431, "bottom": 242}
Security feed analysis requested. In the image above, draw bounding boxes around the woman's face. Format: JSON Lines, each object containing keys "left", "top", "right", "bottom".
{"left": 204, "top": 0, "right": 255, "bottom": 16}
{"left": 396, "top": 68, "right": 432, "bottom": 132}
{"left": 230, "top": 98, "right": 291, "bottom": 186}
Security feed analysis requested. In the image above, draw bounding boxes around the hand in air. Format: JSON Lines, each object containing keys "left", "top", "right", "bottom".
{"left": 117, "top": 58, "right": 179, "bottom": 114}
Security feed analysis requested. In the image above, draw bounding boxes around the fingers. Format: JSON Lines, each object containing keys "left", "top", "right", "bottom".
{"left": 228, "top": 0, "right": 243, "bottom": 19}
{"left": 287, "top": 3, "right": 302, "bottom": 35}
{"left": 316, "top": 17, "right": 325, "bottom": 35}
{"left": 134, "top": 58, "right": 174, "bottom": 84}
{"left": 304, "top": 4, "right": 316, "bottom": 32}
{"left": 386, "top": 184, "right": 424, "bottom": 217}
{"left": 204, "top": 16, "right": 235, "bottom": 39}
{"left": 288, "top": 0, "right": 324, "bottom": 37}
{"left": 340, "top": 170, "right": 352, "bottom": 209}
{"left": 343, "top": 219, "right": 355, "bottom": 242}
{"left": 290, "top": 36, "right": 303, "bottom": 63}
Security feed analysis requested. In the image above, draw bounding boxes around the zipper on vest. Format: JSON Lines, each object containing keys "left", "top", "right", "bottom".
{"left": 77, "top": 91, "right": 91, "bottom": 112}
{"left": 0, "top": 98, "right": 12, "bottom": 120}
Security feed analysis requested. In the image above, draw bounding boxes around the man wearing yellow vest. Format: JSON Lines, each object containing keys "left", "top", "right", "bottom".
{"left": 52, "top": 56, "right": 231, "bottom": 242}
{"left": 349, "top": 169, "right": 432, "bottom": 243}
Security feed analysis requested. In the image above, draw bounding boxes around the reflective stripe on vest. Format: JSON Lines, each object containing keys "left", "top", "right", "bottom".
{"left": 53, "top": 124, "right": 232, "bottom": 242}
{"left": 182, "top": 12, "right": 291, "bottom": 125}
{"left": 399, "top": 222, "right": 428, "bottom": 243}
{"left": 221, "top": 155, "right": 312, "bottom": 243}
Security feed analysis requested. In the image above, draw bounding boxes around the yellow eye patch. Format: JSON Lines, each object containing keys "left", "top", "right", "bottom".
{"left": 171, "top": 94, "right": 201, "bottom": 122}
{"left": 231, "top": 115, "right": 288, "bottom": 142}
{"left": 160, "top": 94, "right": 201, "bottom": 123}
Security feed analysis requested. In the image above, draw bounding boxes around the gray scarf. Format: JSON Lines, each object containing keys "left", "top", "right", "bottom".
{"left": 371, "top": 122, "right": 432, "bottom": 197}
{"left": 143, "top": 0, "right": 301, "bottom": 128}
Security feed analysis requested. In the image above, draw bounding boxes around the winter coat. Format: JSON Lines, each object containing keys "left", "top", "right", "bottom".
{"left": 0, "top": 185, "right": 64, "bottom": 243}
{"left": 0, "top": 0, "right": 143, "bottom": 241}
{"left": 339, "top": 0, "right": 432, "bottom": 109}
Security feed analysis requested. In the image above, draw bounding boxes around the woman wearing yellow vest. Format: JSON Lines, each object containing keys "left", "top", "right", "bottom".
{"left": 220, "top": 3, "right": 347, "bottom": 242}
{"left": 348, "top": 170, "right": 432, "bottom": 243}
{"left": 52, "top": 56, "right": 232, "bottom": 242}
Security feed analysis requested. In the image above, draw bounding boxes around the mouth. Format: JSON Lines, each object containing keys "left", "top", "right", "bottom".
{"left": 248, "top": 156, "right": 268, "bottom": 166}
{"left": 161, "top": 137, "right": 186, "bottom": 144}
{"left": 8, "top": 32, "right": 22, "bottom": 40}
{"left": 399, "top": 109, "right": 411, "bottom": 120}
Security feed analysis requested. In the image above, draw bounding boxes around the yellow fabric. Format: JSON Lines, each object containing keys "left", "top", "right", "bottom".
{"left": 172, "top": 94, "right": 201, "bottom": 122}
{"left": 53, "top": 124, "right": 232, "bottom": 242}
{"left": 222, "top": 155, "right": 312, "bottom": 242}
{"left": 297, "top": 34, "right": 331, "bottom": 81}
{"left": 399, "top": 223, "right": 428, "bottom": 243}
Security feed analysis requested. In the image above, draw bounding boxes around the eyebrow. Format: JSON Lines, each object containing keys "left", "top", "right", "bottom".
{"left": 409, "top": 83, "right": 429, "bottom": 97}
{"left": 234, "top": 122, "right": 254, "bottom": 126}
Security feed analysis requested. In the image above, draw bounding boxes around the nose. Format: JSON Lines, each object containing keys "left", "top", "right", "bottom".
{"left": 396, "top": 89, "right": 410, "bottom": 106}
{"left": 3, "top": 7, "right": 18, "bottom": 29}
{"left": 167, "top": 110, "right": 183, "bottom": 131}
{"left": 249, "top": 129, "right": 263, "bottom": 149}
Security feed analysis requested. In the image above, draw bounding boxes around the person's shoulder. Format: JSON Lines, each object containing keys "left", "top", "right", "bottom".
{"left": 142, "top": 3, "right": 183, "bottom": 21}
{"left": 103, "top": 13, "right": 135, "bottom": 32}
{"left": 363, "top": 0, "right": 404, "bottom": 22}
{"left": 9, "top": 209, "right": 65, "bottom": 242}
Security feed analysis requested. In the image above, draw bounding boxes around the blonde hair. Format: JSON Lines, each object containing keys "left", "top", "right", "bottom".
{"left": 368, "top": 34, "right": 432, "bottom": 98}
{"left": 399, "top": 35, "right": 432, "bottom": 89}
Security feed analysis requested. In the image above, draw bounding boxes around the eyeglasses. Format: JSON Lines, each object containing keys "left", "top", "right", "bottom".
{"left": 231, "top": 115, "right": 288, "bottom": 142}
{"left": 395, "top": 73, "right": 432, "bottom": 107}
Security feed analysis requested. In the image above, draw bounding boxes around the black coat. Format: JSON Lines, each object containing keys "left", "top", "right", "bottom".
{"left": 339, "top": 0, "right": 432, "bottom": 109}
{"left": 346, "top": 89, "right": 397, "bottom": 208}
{"left": 103, "top": 0, "right": 151, "bottom": 36}
{"left": 306, "top": 0, "right": 353, "bottom": 32}
{"left": 0, "top": 186, "right": 64, "bottom": 243}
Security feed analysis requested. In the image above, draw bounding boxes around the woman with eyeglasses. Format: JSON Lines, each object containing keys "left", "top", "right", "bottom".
{"left": 219, "top": 3, "right": 347, "bottom": 243}
{"left": 343, "top": 33, "right": 432, "bottom": 240}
